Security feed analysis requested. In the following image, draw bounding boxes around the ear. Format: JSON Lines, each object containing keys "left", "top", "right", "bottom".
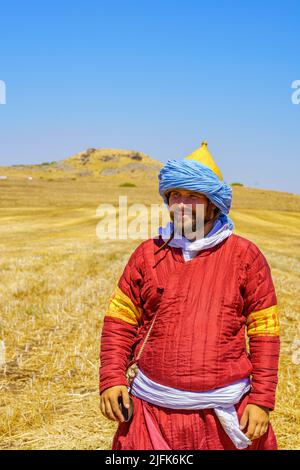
{"left": 213, "top": 207, "right": 221, "bottom": 220}
{"left": 207, "top": 203, "right": 220, "bottom": 220}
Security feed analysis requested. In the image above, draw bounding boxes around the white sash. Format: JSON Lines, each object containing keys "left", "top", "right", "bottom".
{"left": 129, "top": 368, "right": 252, "bottom": 449}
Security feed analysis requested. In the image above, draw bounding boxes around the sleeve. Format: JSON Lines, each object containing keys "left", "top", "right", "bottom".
{"left": 242, "top": 243, "right": 280, "bottom": 411}
{"left": 99, "top": 243, "right": 145, "bottom": 395}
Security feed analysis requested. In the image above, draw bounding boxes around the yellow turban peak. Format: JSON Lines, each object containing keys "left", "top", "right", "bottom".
{"left": 184, "top": 141, "right": 223, "bottom": 181}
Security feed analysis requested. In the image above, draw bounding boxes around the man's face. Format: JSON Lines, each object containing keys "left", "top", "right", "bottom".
{"left": 167, "top": 189, "right": 214, "bottom": 240}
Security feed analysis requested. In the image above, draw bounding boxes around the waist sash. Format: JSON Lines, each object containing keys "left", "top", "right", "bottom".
{"left": 129, "top": 368, "right": 252, "bottom": 450}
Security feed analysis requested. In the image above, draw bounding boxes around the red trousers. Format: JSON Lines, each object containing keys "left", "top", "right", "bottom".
{"left": 112, "top": 389, "right": 278, "bottom": 450}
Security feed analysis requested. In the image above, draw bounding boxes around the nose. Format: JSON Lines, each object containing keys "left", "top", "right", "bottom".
{"left": 176, "top": 200, "right": 188, "bottom": 212}
{"left": 176, "top": 201, "right": 193, "bottom": 216}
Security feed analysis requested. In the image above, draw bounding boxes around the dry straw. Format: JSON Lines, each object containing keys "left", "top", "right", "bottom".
{"left": 0, "top": 177, "right": 299, "bottom": 449}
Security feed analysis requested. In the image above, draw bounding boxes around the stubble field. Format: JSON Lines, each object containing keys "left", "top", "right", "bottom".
{"left": 0, "top": 177, "right": 299, "bottom": 449}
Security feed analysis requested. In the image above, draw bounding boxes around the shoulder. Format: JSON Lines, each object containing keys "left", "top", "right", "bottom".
{"left": 229, "top": 234, "right": 271, "bottom": 280}
{"left": 125, "top": 237, "right": 158, "bottom": 266}
{"left": 229, "top": 233, "right": 266, "bottom": 260}
{"left": 131, "top": 236, "right": 165, "bottom": 255}
{"left": 129, "top": 238, "right": 155, "bottom": 256}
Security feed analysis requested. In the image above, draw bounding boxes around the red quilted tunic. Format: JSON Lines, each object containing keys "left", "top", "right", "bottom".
{"left": 99, "top": 233, "right": 280, "bottom": 449}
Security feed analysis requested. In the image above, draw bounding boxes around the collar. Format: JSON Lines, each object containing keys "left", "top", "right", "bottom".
{"left": 158, "top": 213, "right": 234, "bottom": 258}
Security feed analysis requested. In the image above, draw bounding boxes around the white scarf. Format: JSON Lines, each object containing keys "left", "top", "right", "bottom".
{"left": 158, "top": 213, "right": 234, "bottom": 261}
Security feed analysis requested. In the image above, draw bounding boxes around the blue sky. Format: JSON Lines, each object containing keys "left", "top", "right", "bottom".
{"left": 0, "top": 0, "right": 299, "bottom": 194}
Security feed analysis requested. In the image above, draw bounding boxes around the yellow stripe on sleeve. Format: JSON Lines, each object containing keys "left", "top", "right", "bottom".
{"left": 246, "top": 304, "right": 280, "bottom": 337}
{"left": 104, "top": 286, "right": 143, "bottom": 326}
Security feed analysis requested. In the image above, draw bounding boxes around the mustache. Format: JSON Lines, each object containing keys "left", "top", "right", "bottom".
{"left": 170, "top": 208, "right": 203, "bottom": 220}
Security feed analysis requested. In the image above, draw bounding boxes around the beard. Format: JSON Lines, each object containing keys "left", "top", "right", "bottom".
{"left": 170, "top": 205, "right": 206, "bottom": 241}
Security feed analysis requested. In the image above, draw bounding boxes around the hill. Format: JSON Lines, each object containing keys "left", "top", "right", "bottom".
{"left": 0, "top": 148, "right": 163, "bottom": 180}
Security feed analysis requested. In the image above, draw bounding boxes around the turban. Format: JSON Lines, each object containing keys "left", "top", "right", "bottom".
{"left": 158, "top": 142, "right": 233, "bottom": 215}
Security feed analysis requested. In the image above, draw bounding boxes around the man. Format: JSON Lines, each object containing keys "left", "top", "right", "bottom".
{"left": 99, "top": 141, "right": 280, "bottom": 450}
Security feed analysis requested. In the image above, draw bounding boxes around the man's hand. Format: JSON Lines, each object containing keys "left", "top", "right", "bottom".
{"left": 100, "top": 385, "right": 130, "bottom": 423}
{"left": 239, "top": 404, "right": 270, "bottom": 440}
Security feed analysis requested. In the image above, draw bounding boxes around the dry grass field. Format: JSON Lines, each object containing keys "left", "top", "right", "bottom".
{"left": 0, "top": 173, "right": 299, "bottom": 449}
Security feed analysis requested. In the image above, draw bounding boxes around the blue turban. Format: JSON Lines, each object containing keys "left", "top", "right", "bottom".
{"left": 158, "top": 159, "right": 233, "bottom": 215}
